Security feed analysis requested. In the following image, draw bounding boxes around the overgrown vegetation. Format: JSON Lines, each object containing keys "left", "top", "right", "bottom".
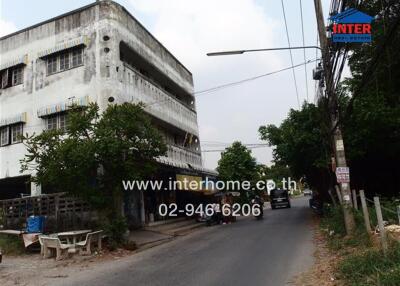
{"left": 0, "top": 236, "right": 25, "bottom": 255}
{"left": 338, "top": 244, "right": 400, "bottom": 286}
{"left": 321, "top": 204, "right": 400, "bottom": 285}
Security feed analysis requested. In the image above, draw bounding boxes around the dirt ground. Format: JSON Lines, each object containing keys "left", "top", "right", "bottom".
{"left": 0, "top": 248, "right": 136, "bottom": 286}
{"left": 293, "top": 222, "right": 344, "bottom": 286}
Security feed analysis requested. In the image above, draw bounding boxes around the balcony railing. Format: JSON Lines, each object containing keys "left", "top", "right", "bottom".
{"left": 157, "top": 145, "right": 202, "bottom": 169}
{"left": 121, "top": 65, "right": 199, "bottom": 135}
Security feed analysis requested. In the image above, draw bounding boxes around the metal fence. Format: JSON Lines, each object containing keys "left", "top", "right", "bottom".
{"left": 351, "top": 189, "right": 400, "bottom": 255}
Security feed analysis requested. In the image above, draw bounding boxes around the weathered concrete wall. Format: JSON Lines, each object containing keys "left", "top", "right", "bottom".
{"left": 0, "top": 0, "right": 202, "bottom": 194}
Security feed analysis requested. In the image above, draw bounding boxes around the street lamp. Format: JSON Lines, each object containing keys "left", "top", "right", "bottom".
{"left": 207, "top": 46, "right": 321, "bottom": 56}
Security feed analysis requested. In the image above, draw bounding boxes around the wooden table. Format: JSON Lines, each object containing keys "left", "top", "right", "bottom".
{"left": 56, "top": 230, "right": 92, "bottom": 244}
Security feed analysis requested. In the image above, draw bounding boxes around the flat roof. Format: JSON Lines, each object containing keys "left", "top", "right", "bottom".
{"left": 0, "top": 0, "right": 192, "bottom": 76}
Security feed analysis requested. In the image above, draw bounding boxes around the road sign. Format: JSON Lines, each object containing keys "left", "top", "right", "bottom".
{"left": 336, "top": 167, "right": 350, "bottom": 183}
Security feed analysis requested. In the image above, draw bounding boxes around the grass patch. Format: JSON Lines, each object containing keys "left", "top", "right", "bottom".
{"left": 0, "top": 235, "right": 25, "bottom": 255}
{"left": 338, "top": 243, "right": 400, "bottom": 286}
{"left": 320, "top": 203, "right": 400, "bottom": 285}
{"left": 320, "top": 205, "right": 372, "bottom": 251}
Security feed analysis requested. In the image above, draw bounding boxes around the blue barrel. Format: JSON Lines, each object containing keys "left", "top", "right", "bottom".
{"left": 26, "top": 216, "right": 45, "bottom": 233}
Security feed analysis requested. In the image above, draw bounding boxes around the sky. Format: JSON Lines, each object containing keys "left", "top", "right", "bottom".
{"left": 0, "top": 0, "right": 333, "bottom": 170}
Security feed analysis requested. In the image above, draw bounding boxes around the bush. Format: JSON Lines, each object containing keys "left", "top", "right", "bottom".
{"left": 102, "top": 216, "right": 128, "bottom": 250}
{"left": 0, "top": 236, "right": 25, "bottom": 255}
{"left": 321, "top": 205, "right": 346, "bottom": 236}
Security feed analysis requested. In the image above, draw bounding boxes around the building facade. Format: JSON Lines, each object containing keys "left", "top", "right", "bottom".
{"left": 0, "top": 0, "right": 215, "bottom": 224}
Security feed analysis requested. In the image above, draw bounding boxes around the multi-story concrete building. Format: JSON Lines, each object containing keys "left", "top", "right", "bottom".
{"left": 0, "top": 0, "right": 215, "bottom": 223}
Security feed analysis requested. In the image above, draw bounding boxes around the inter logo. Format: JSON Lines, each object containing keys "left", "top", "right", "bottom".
{"left": 330, "top": 8, "right": 374, "bottom": 43}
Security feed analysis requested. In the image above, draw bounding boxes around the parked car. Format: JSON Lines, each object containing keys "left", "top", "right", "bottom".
{"left": 303, "top": 189, "right": 313, "bottom": 196}
{"left": 270, "top": 189, "right": 291, "bottom": 209}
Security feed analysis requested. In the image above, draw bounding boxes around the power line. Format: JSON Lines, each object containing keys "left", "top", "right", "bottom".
{"left": 299, "top": 0, "right": 309, "bottom": 102}
{"left": 281, "top": 0, "right": 300, "bottom": 109}
{"left": 193, "top": 59, "right": 319, "bottom": 96}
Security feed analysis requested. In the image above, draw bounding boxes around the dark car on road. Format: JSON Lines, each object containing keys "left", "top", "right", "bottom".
{"left": 270, "top": 189, "right": 291, "bottom": 209}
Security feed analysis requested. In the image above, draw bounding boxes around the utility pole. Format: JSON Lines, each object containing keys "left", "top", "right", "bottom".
{"left": 313, "top": 0, "right": 355, "bottom": 234}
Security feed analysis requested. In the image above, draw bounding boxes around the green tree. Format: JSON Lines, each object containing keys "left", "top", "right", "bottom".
{"left": 216, "top": 141, "right": 257, "bottom": 201}
{"left": 259, "top": 102, "right": 333, "bottom": 197}
{"left": 336, "top": 1, "right": 400, "bottom": 196}
{"left": 21, "top": 102, "right": 167, "bottom": 242}
{"left": 258, "top": 163, "right": 292, "bottom": 189}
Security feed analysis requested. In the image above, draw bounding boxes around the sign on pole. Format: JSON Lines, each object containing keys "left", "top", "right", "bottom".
{"left": 336, "top": 167, "right": 350, "bottom": 183}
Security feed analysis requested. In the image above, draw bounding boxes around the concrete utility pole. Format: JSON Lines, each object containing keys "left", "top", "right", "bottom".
{"left": 313, "top": 0, "right": 355, "bottom": 234}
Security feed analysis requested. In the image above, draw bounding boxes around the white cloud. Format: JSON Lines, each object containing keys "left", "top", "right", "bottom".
{"left": 129, "top": 0, "right": 282, "bottom": 77}
{"left": 0, "top": 19, "right": 16, "bottom": 37}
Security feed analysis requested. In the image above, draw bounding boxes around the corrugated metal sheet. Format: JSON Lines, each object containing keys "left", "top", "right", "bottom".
{"left": 0, "top": 55, "right": 28, "bottom": 71}
{"left": 37, "top": 37, "right": 89, "bottom": 58}
{"left": 0, "top": 112, "right": 27, "bottom": 127}
{"left": 37, "top": 96, "right": 89, "bottom": 117}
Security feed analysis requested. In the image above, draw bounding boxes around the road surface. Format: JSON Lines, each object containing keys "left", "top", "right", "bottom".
{"left": 55, "top": 197, "right": 315, "bottom": 286}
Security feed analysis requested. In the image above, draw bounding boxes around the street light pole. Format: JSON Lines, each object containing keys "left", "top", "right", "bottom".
{"left": 207, "top": 46, "right": 321, "bottom": 57}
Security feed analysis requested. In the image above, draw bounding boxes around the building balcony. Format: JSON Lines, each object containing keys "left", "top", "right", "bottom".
{"left": 157, "top": 144, "right": 202, "bottom": 170}
{"left": 121, "top": 65, "right": 199, "bottom": 136}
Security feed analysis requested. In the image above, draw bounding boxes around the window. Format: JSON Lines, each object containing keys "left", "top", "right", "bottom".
{"left": 0, "top": 66, "right": 24, "bottom": 89}
{"left": 59, "top": 53, "right": 70, "bottom": 71}
{"left": 47, "top": 113, "right": 68, "bottom": 131}
{"left": 58, "top": 113, "right": 67, "bottom": 131}
{"left": 12, "top": 67, "right": 23, "bottom": 86}
{"left": 47, "top": 47, "right": 84, "bottom": 75}
{"left": 0, "top": 127, "right": 9, "bottom": 146}
{"left": 1, "top": 69, "right": 9, "bottom": 89}
{"left": 11, "top": 124, "right": 23, "bottom": 144}
{"left": 47, "top": 56, "right": 58, "bottom": 75}
{"left": 72, "top": 48, "right": 83, "bottom": 67}
{"left": 47, "top": 116, "right": 58, "bottom": 130}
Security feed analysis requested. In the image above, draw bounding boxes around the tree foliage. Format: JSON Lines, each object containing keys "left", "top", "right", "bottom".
{"left": 259, "top": 1, "right": 400, "bottom": 198}
{"left": 216, "top": 141, "right": 257, "bottom": 199}
{"left": 21, "top": 102, "right": 167, "bottom": 227}
{"left": 339, "top": 0, "right": 400, "bottom": 195}
{"left": 259, "top": 103, "right": 333, "bottom": 195}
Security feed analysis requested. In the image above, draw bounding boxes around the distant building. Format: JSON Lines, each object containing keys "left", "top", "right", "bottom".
{"left": 0, "top": 0, "right": 215, "bottom": 225}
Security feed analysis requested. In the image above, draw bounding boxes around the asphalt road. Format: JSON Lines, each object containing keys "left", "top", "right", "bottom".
{"left": 55, "top": 197, "right": 315, "bottom": 286}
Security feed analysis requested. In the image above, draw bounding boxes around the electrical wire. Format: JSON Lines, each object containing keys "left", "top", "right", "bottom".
{"left": 281, "top": 0, "right": 300, "bottom": 109}
{"left": 299, "top": 0, "right": 309, "bottom": 102}
{"left": 193, "top": 58, "right": 319, "bottom": 96}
